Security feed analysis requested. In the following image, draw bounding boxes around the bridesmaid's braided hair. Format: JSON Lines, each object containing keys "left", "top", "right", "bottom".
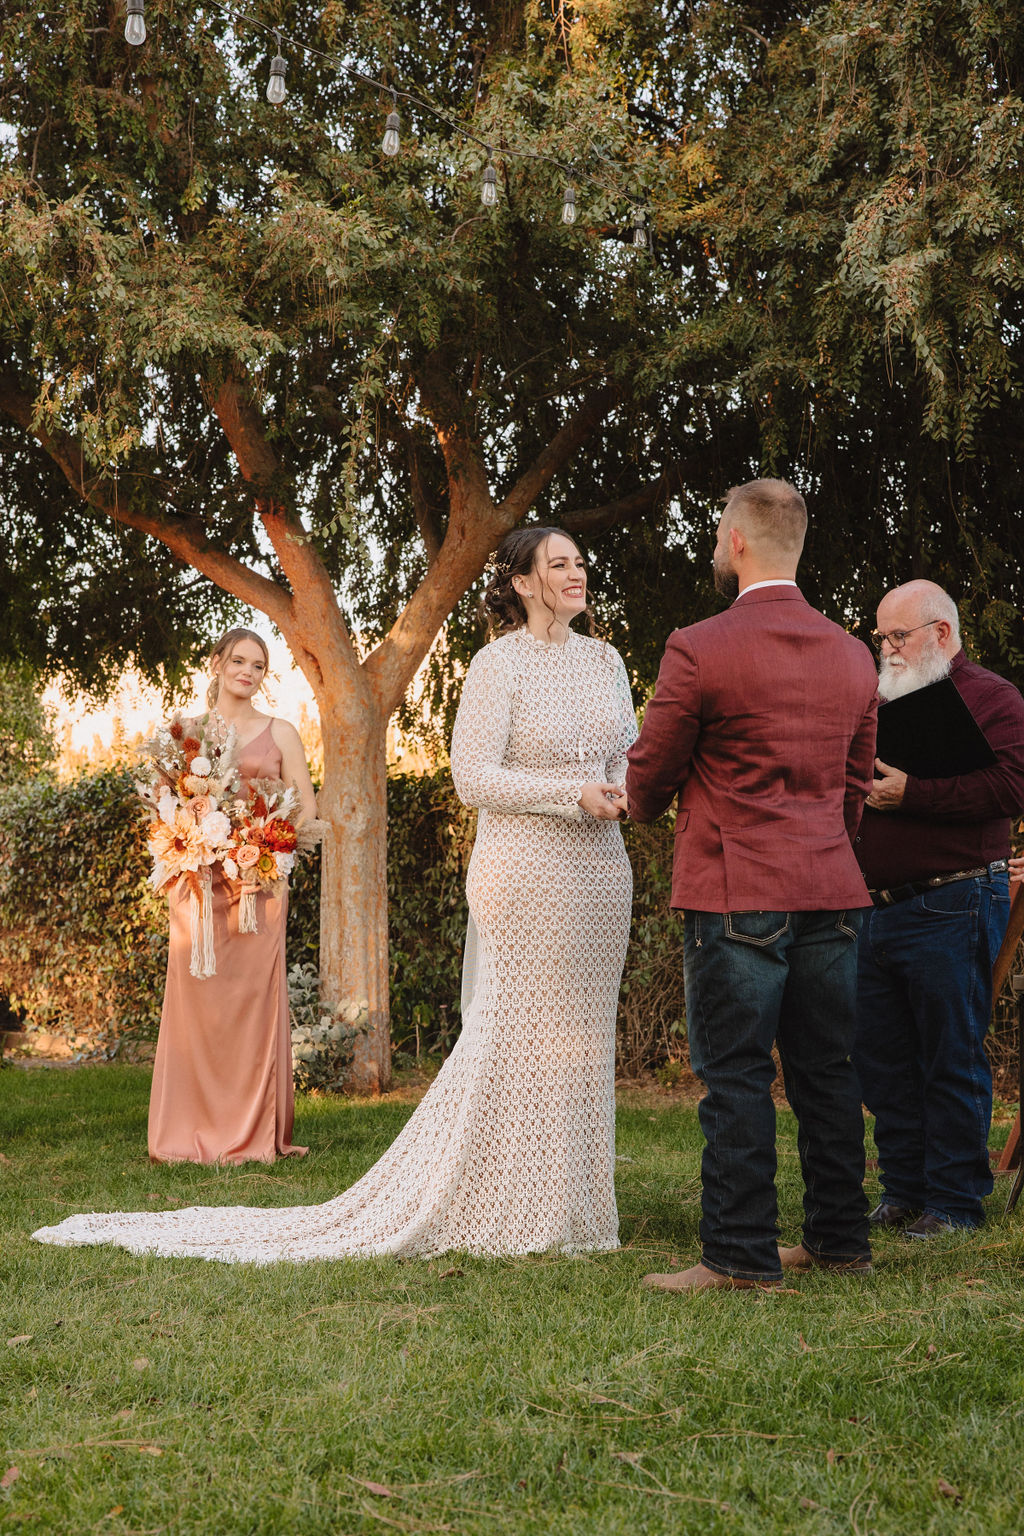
{"left": 483, "top": 527, "right": 597, "bottom": 640}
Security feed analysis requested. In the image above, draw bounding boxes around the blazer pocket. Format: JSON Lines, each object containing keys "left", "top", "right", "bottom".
{"left": 673, "top": 808, "right": 690, "bottom": 833}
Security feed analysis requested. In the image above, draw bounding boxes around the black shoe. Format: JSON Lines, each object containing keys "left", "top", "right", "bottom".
{"left": 903, "top": 1212, "right": 956, "bottom": 1240}
{"left": 868, "top": 1202, "right": 921, "bottom": 1229}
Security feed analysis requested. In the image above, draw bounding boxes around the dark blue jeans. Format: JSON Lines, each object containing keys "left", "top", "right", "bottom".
{"left": 853, "top": 870, "right": 1010, "bottom": 1227}
{"left": 683, "top": 909, "right": 871, "bottom": 1282}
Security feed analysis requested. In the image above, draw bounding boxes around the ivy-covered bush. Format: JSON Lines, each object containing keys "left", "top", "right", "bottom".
{"left": 0, "top": 767, "right": 165, "bottom": 1049}
{"left": 0, "top": 766, "right": 686, "bottom": 1073}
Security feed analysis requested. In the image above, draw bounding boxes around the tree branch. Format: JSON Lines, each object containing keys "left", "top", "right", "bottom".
{"left": 0, "top": 370, "right": 293, "bottom": 629}
{"left": 497, "top": 383, "right": 620, "bottom": 524}
{"left": 398, "top": 422, "right": 445, "bottom": 563}
{"left": 561, "top": 464, "right": 689, "bottom": 535}
{"left": 207, "top": 372, "right": 358, "bottom": 684}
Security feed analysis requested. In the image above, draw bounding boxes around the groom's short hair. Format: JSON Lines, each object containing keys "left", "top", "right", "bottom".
{"left": 723, "top": 478, "right": 807, "bottom": 556}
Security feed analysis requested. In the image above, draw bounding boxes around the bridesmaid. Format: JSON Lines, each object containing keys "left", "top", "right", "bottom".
{"left": 147, "top": 628, "right": 319, "bottom": 1165}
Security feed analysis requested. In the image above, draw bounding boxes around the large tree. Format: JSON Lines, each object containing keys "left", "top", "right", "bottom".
{"left": 0, "top": 1, "right": 705, "bottom": 1089}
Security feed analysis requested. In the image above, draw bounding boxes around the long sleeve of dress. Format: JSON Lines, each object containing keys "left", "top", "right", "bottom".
{"left": 606, "top": 651, "right": 639, "bottom": 787}
{"left": 450, "top": 644, "right": 586, "bottom": 817}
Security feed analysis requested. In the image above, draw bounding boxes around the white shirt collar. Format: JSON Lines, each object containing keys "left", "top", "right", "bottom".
{"left": 737, "top": 579, "right": 799, "bottom": 596}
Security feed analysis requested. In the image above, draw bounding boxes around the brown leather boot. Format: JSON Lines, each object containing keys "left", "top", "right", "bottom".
{"left": 777, "top": 1243, "right": 873, "bottom": 1273}
{"left": 642, "top": 1262, "right": 783, "bottom": 1292}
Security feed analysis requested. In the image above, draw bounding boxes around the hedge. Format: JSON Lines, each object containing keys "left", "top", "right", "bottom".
{"left": 0, "top": 767, "right": 687, "bottom": 1074}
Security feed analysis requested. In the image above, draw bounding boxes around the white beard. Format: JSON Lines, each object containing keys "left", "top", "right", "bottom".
{"left": 877, "top": 646, "right": 952, "bottom": 701}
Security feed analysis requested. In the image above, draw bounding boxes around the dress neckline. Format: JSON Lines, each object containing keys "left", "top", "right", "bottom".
{"left": 515, "top": 627, "right": 577, "bottom": 652}
{"left": 236, "top": 719, "right": 274, "bottom": 754}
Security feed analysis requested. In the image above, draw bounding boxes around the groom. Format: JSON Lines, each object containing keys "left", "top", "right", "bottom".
{"left": 626, "top": 479, "right": 878, "bottom": 1290}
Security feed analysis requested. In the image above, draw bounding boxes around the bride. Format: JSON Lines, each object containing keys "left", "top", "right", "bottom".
{"left": 32, "top": 528, "right": 637, "bottom": 1263}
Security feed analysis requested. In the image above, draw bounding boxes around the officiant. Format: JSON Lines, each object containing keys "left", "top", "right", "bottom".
{"left": 852, "top": 579, "right": 1024, "bottom": 1238}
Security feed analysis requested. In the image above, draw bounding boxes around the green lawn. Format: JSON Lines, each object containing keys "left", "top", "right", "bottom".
{"left": 2, "top": 1066, "right": 1023, "bottom": 1535}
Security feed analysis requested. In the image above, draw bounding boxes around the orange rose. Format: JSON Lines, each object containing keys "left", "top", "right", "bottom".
{"left": 235, "top": 844, "right": 261, "bottom": 870}
{"left": 188, "top": 794, "right": 214, "bottom": 821}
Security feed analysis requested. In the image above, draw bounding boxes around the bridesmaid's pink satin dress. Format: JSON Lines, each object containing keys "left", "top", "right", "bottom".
{"left": 147, "top": 721, "right": 307, "bottom": 1165}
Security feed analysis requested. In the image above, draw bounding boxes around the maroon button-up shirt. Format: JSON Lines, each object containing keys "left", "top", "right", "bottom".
{"left": 855, "top": 649, "right": 1024, "bottom": 888}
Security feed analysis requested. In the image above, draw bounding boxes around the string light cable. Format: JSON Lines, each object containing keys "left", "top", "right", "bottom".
{"left": 121, "top": 0, "right": 652, "bottom": 240}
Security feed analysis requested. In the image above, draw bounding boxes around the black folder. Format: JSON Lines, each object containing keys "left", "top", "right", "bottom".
{"left": 875, "top": 676, "right": 996, "bottom": 779}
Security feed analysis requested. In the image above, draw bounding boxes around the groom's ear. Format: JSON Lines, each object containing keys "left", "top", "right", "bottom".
{"left": 728, "top": 526, "right": 746, "bottom": 560}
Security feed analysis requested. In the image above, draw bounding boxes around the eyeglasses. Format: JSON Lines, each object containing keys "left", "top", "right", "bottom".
{"left": 869, "top": 619, "right": 941, "bottom": 652}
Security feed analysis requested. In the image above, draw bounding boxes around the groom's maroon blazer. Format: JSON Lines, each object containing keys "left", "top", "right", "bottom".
{"left": 626, "top": 585, "right": 878, "bottom": 912}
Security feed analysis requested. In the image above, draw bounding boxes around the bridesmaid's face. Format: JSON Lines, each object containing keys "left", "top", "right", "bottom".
{"left": 532, "top": 534, "right": 588, "bottom": 621}
{"left": 213, "top": 639, "right": 268, "bottom": 702}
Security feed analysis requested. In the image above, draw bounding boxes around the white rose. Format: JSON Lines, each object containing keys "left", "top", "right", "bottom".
{"left": 199, "top": 810, "right": 232, "bottom": 845}
{"left": 274, "top": 852, "right": 295, "bottom": 877}
{"left": 157, "top": 791, "right": 177, "bottom": 828}
{"left": 190, "top": 756, "right": 212, "bottom": 777}
{"left": 222, "top": 856, "right": 239, "bottom": 880}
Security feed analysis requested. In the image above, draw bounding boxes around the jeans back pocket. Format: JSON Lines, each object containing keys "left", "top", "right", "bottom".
{"left": 724, "top": 911, "right": 790, "bottom": 947}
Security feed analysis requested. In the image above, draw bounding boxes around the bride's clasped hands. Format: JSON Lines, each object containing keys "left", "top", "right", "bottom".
{"left": 578, "top": 782, "right": 628, "bottom": 819}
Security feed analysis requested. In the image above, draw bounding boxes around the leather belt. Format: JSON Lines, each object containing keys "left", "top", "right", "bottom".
{"left": 869, "top": 858, "right": 1009, "bottom": 908}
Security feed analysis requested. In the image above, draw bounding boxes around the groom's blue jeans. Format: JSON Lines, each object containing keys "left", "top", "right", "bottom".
{"left": 683, "top": 909, "right": 871, "bottom": 1282}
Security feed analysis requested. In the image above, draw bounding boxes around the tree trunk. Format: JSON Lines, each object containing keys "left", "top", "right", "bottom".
{"left": 316, "top": 691, "right": 392, "bottom": 1095}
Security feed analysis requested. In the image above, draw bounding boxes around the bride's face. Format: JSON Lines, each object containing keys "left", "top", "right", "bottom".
{"left": 525, "top": 534, "right": 588, "bottom": 621}
{"left": 213, "top": 638, "right": 268, "bottom": 703}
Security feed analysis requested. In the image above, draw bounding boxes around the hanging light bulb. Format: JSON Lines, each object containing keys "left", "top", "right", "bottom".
{"left": 382, "top": 96, "right": 401, "bottom": 156}
{"left": 266, "top": 35, "right": 287, "bottom": 105}
{"left": 124, "top": 0, "right": 146, "bottom": 46}
{"left": 561, "top": 184, "right": 577, "bottom": 224}
{"left": 632, "top": 207, "right": 647, "bottom": 248}
{"left": 481, "top": 161, "right": 498, "bottom": 207}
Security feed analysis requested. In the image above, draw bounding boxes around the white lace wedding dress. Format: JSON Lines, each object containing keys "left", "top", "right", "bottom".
{"left": 32, "top": 628, "right": 637, "bottom": 1264}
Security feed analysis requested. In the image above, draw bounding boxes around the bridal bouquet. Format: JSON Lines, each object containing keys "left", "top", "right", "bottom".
{"left": 136, "top": 716, "right": 322, "bottom": 979}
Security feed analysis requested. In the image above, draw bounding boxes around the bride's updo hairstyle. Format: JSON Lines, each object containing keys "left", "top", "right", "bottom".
{"left": 206, "top": 627, "right": 271, "bottom": 710}
{"left": 483, "top": 526, "right": 596, "bottom": 640}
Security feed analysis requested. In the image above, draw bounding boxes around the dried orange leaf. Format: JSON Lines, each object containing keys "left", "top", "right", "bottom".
{"left": 132, "top": 1357, "right": 150, "bottom": 1371}
{"left": 138, "top": 1445, "right": 163, "bottom": 1457}
{"left": 798, "top": 1333, "right": 811, "bottom": 1352}
{"left": 937, "top": 1478, "right": 961, "bottom": 1502}
{"left": 1, "top": 1467, "right": 20, "bottom": 1490}
{"left": 351, "top": 1478, "right": 393, "bottom": 1498}
{"left": 612, "top": 1451, "right": 642, "bottom": 1465}
{"left": 7, "top": 1336, "right": 32, "bottom": 1347}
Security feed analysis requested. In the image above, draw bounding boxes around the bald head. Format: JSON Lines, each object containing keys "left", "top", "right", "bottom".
{"left": 877, "top": 581, "right": 961, "bottom": 645}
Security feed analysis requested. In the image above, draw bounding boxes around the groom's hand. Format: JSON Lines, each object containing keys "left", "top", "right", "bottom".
{"left": 867, "top": 757, "right": 907, "bottom": 811}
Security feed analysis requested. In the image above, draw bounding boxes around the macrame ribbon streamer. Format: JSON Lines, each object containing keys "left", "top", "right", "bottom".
{"left": 239, "top": 884, "right": 260, "bottom": 935}
{"left": 189, "top": 871, "right": 217, "bottom": 979}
